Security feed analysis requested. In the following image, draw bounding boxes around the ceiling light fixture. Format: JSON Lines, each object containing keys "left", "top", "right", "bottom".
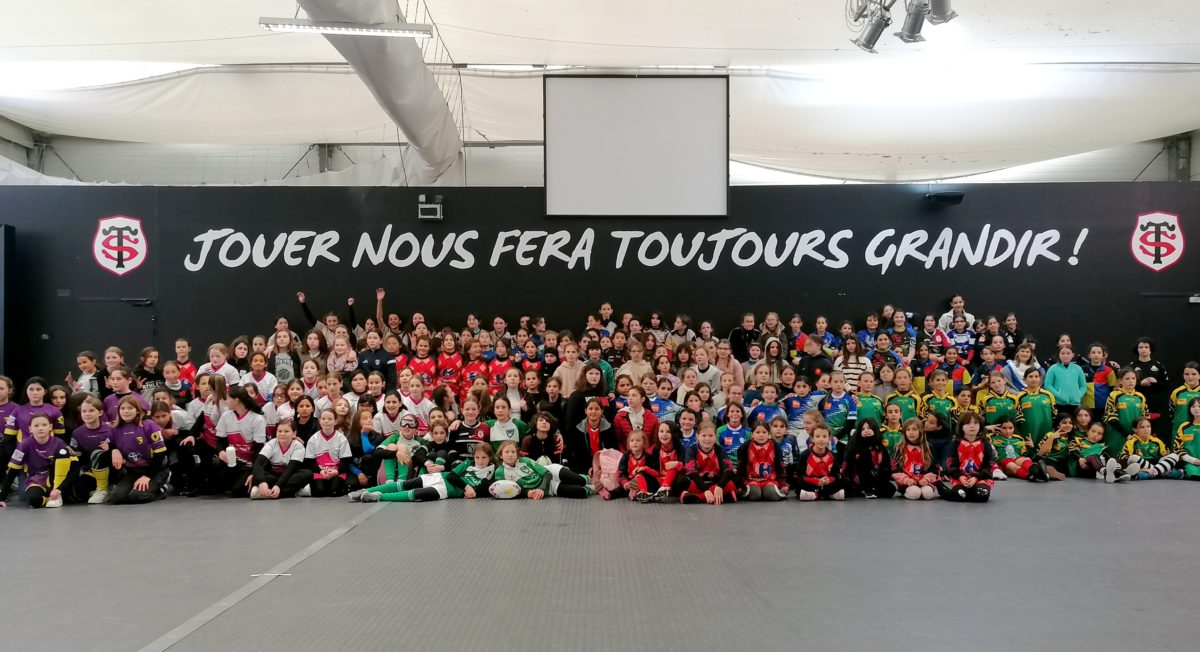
{"left": 258, "top": 17, "right": 433, "bottom": 39}
{"left": 895, "top": 0, "right": 929, "bottom": 43}
{"left": 928, "top": 0, "right": 958, "bottom": 24}
{"left": 851, "top": 1, "right": 896, "bottom": 54}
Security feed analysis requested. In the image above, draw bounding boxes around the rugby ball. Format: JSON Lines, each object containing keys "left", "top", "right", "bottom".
{"left": 489, "top": 480, "right": 522, "bottom": 499}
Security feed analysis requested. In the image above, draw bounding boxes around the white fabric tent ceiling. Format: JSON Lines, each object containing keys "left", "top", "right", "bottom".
{"left": 1, "top": 0, "right": 1198, "bottom": 181}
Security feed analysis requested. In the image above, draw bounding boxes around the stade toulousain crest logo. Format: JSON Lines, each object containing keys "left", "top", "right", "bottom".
{"left": 92, "top": 215, "right": 147, "bottom": 277}
{"left": 1131, "top": 212, "right": 1183, "bottom": 272}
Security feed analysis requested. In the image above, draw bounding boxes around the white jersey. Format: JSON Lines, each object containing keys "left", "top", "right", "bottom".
{"left": 259, "top": 437, "right": 305, "bottom": 471}
{"left": 489, "top": 419, "right": 522, "bottom": 446}
{"left": 274, "top": 401, "right": 295, "bottom": 423}
{"left": 215, "top": 410, "right": 267, "bottom": 463}
{"left": 373, "top": 410, "right": 407, "bottom": 437}
{"left": 299, "top": 378, "right": 322, "bottom": 400}
{"left": 197, "top": 362, "right": 241, "bottom": 388}
{"left": 262, "top": 402, "right": 280, "bottom": 428}
{"left": 305, "top": 430, "right": 352, "bottom": 462}
{"left": 239, "top": 371, "right": 278, "bottom": 399}
{"left": 400, "top": 392, "right": 434, "bottom": 429}
{"left": 171, "top": 406, "right": 196, "bottom": 432}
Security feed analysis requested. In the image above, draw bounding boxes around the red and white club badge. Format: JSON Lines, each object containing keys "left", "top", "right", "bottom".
{"left": 92, "top": 215, "right": 147, "bottom": 276}
{"left": 1131, "top": 211, "right": 1183, "bottom": 272}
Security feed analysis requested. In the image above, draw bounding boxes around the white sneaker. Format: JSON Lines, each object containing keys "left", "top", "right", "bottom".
{"left": 347, "top": 489, "right": 365, "bottom": 502}
{"left": 87, "top": 490, "right": 109, "bottom": 505}
{"left": 45, "top": 496, "right": 63, "bottom": 508}
{"left": 296, "top": 485, "right": 312, "bottom": 497}
{"left": 831, "top": 489, "right": 845, "bottom": 501}
{"left": 798, "top": 490, "right": 818, "bottom": 501}
{"left": 992, "top": 468, "right": 1007, "bottom": 481}
{"left": 249, "top": 486, "right": 262, "bottom": 500}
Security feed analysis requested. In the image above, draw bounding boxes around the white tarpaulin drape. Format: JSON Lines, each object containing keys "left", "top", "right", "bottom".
{"left": 1, "top": 1, "right": 1200, "bottom": 181}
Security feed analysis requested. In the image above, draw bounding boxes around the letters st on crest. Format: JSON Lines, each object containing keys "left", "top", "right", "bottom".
{"left": 93, "top": 216, "right": 147, "bottom": 277}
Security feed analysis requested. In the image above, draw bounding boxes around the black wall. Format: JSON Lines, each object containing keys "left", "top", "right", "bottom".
{"left": 0, "top": 183, "right": 1197, "bottom": 382}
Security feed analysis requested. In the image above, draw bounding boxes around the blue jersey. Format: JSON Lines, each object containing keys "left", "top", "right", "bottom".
{"left": 748, "top": 402, "right": 786, "bottom": 425}
{"left": 716, "top": 424, "right": 749, "bottom": 461}
{"left": 948, "top": 329, "right": 974, "bottom": 358}
{"left": 821, "top": 392, "right": 858, "bottom": 443}
{"left": 817, "top": 332, "right": 840, "bottom": 352}
{"left": 649, "top": 396, "right": 679, "bottom": 422}
{"left": 774, "top": 434, "right": 800, "bottom": 470}
{"left": 680, "top": 430, "right": 697, "bottom": 450}
{"left": 782, "top": 393, "right": 823, "bottom": 437}
{"left": 857, "top": 328, "right": 881, "bottom": 351}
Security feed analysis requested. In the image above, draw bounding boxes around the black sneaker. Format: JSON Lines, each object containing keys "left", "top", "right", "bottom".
{"left": 1031, "top": 460, "right": 1049, "bottom": 482}
{"left": 635, "top": 491, "right": 653, "bottom": 504}
{"left": 681, "top": 493, "right": 701, "bottom": 504}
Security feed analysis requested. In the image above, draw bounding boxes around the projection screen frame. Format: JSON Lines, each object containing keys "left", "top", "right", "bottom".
{"left": 542, "top": 74, "right": 730, "bottom": 219}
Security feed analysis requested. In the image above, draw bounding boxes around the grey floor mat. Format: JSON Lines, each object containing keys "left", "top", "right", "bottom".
{"left": 4, "top": 481, "right": 1196, "bottom": 652}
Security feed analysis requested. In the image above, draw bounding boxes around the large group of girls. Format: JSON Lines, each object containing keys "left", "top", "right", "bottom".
{"left": 2, "top": 289, "right": 1198, "bottom": 510}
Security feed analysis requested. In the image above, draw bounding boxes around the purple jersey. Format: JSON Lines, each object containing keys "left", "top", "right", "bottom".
{"left": 103, "top": 392, "right": 150, "bottom": 424}
{"left": 71, "top": 423, "right": 114, "bottom": 455}
{"left": 111, "top": 421, "right": 165, "bottom": 469}
{"left": 4, "top": 403, "right": 65, "bottom": 442}
{"left": 9, "top": 435, "right": 72, "bottom": 490}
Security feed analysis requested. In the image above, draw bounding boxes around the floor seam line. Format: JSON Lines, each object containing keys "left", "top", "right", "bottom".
{"left": 136, "top": 503, "right": 386, "bottom": 652}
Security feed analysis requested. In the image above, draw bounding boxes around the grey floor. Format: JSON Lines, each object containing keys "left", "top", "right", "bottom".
{"left": 3, "top": 480, "right": 1197, "bottom": 652}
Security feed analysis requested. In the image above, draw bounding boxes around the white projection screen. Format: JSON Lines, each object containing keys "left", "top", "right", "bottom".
{"left": 544, "top": 75, "right": 729, "bottom": 217}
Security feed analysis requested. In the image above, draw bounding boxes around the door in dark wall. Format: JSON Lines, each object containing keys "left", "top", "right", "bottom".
{"left": 54, "top": 297, "right": 157, "bottom": 383}
{"left": 1138, "top": 293, "right": 1200, "bottom": 371}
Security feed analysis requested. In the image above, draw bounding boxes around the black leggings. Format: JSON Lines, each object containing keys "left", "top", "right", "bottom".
{"left": 850, "top": 476, "right": 897, "bottom": 498}
{"left": 550, "top": 465, "right": 590, "bottom": 499}
{"left": 207, "top": 461, "right": 257, "bottom": 497}
{"left": 0, "top": 436, "right": 15, "bottom": 472}
{"left": 169, "top": 440, "right": 198, "bottom": 492}
{"left": 310, "top": 475, "right": 350, "bottom": 497}
{"left": 108, "top": 468, "right": 169, "bottom": 505}
{"left": 258, "top": 469, "right": 315, "bottom": 497}
{"left": 355, "top": 452, "right": 384, "bottom": 485}
{"left": 69, "top": 449, "right": 111, "bottom": 503}
{"left": 801, "top": 479, "right": 845, "bottom": 499}
{"left": 938, "top": 481, "right": 991, "bottom": 503}
{"left": 25, "top": 461, "right": 79, "bottom": 508}
{"left": 191, "top": 440, "right": 220, "bottom": 494}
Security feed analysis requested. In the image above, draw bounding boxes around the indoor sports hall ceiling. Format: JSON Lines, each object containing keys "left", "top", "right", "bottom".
{"left": 0, "top": 0, "right": 1198, "bottom": 181}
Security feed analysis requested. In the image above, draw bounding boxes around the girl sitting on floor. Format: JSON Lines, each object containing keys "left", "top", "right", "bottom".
{"left": 0, "top": 413, "right": 76, "bottom": 509}
{"left": 840, "top": 419, "right": 895, "bottom": 499}
{"left": 251, "top": 420, "right": 314, "bottom": 499}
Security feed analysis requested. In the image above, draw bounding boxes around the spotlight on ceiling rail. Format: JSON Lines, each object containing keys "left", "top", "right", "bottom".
{"left": 851, "top": 1, "right": 895, "bottom": 54}
{"left": 895, "top": 0, "right": 930, "bottom": 43}
{"left": 928, "top": 0, "right": 958, "bottom": 24}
